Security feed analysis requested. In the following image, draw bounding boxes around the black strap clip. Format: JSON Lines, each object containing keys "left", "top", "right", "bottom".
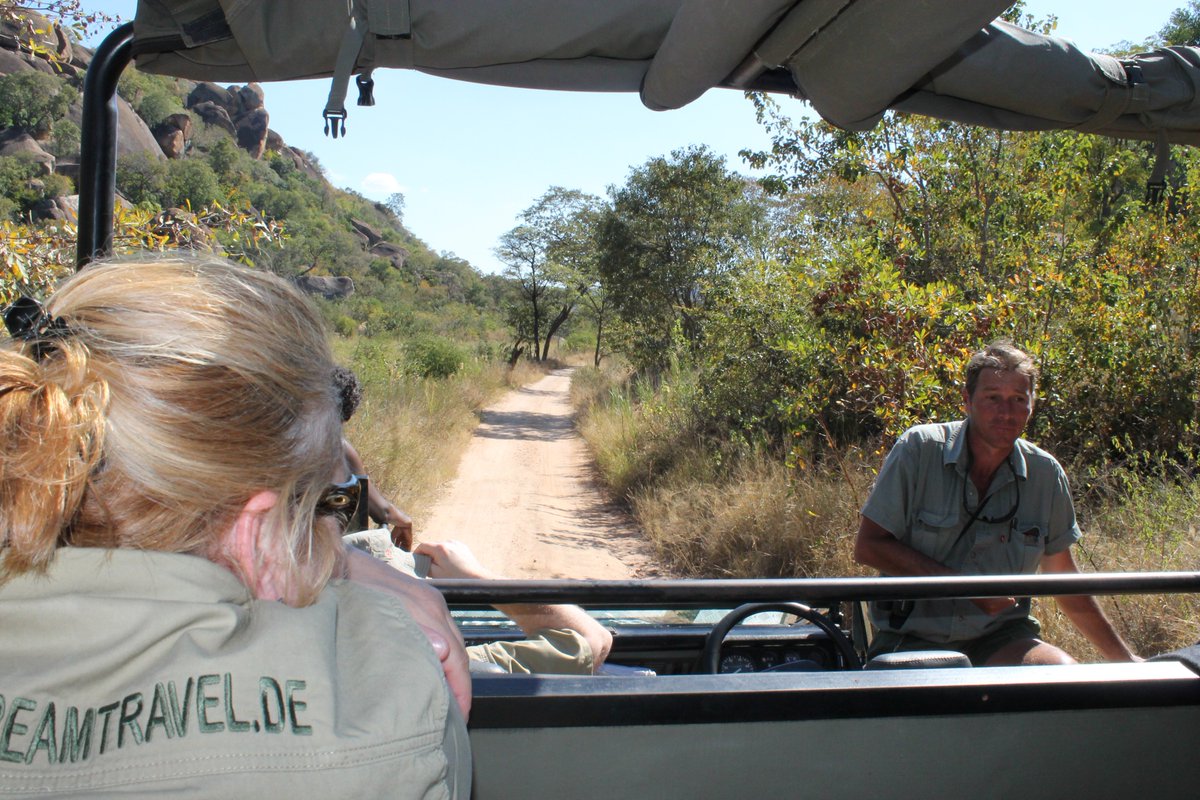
{"left": 1146, "top": 130, "right": 1170, "bottom": 205}
{"left": 355, "top": 74, "right": 375, "bottom": 107}
{"left": 1146, "top": 179, "right": 1167, "bottom": 205}
{"left": 323, "top": 108, "right": 348, "bottom": 139}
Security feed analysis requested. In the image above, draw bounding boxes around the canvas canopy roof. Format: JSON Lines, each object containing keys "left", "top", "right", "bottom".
{"left": 130, "top": 0, "right": 1200, "bottom": 145}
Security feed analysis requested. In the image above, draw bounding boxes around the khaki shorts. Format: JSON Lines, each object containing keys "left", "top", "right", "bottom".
{"left": 869, "top": 616, "right": 1043, "bottom": 666}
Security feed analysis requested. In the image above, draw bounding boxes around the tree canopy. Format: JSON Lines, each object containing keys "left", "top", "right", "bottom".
{"left": 597, "top": 145, "right": 757, "bottom": 369}
{"left": 1159, "top": 0, "right": 1200, "bottom": 45}
{"left": 497, "top": 186, "right": 603, "bottom": 361}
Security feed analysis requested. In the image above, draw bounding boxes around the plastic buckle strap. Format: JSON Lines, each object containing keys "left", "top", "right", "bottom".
{"left": 323, "top": 2, "right": 368, "bottom": 138}
{"left": 1146, "top": 129, "right": 1170, "bottom": 205}
{"left": 1147, "top": 179, "right": 1168, "bottom": 205}
{"left": 323, "top": 108, "right": 347, "bottom": 139}
{"left": 356, "top": 70, "right": 376, "bottom": 107}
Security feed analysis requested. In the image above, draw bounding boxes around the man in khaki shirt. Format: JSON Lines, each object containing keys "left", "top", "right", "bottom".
{"left": 855, "top": 341, "right": 1138, "bottom": 666}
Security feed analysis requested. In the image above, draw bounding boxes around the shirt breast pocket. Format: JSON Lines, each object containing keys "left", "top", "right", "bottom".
{"left": 1011, "top": 518, "right": 1045, "bottom": 573}
{"left": 911, "top": 508, "right": 960, "bottom": 565}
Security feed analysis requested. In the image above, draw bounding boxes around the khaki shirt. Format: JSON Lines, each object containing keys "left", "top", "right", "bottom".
{"left": 861, "top": 420, "right": 1080, "bottom": 643}
{"left": 0, "top": 548, "right": 470, "bottom": 798}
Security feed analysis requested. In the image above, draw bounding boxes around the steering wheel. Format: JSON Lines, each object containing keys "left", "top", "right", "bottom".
{"left": 700, "top": 602, "right": 862, "bottom": 674}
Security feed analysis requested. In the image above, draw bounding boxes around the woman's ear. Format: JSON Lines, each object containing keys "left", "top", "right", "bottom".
{"left": 220, "top": 490, "right": 290, "bottom": 601}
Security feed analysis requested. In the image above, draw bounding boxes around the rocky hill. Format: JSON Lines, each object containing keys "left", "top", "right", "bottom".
{"left": 0, "top": 13, "right": 499, "bottom": 324}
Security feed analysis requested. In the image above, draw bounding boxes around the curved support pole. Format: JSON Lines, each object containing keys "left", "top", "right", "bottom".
{"left": 77, "top": 22, "right": 134, "bottom": 269}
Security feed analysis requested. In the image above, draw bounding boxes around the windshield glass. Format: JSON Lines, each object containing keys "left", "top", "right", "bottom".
{"left": 453, "top": 608, "right": 811, "bottom": 628}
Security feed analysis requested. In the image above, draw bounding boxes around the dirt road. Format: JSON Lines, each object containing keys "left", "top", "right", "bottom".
{"left": 419, "top": 368, "right": 659, "bottom": 579}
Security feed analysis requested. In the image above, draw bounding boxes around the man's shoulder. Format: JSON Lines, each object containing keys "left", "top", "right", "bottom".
{"left": 1014, "top": 436, "right": 1051, "bottom": 456}
{"left": 897, "top": 420, "right": 960, "bottom": 448}
{"left": 873, "top": 422, "right": 960, "bottom": 483}
{"left": 1014, "top": 437, "right": 1065, "bottom": 471}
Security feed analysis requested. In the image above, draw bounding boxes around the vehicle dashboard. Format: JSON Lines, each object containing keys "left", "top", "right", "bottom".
{"left": 458, "top": 616, "right": 846, "bottom": 675}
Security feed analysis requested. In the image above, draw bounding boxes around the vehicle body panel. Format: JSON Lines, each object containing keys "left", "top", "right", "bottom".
{"left": 470, "top": 663, "right": 1200, "bottom": 799}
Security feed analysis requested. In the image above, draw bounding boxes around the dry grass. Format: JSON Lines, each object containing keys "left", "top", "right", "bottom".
{"left": 1037, "top": 471, "right": 1200, "bottom": 659}
{"left": 568, "top": 362, "right": 630, "bottom": 414}
{"left": 574, "top": 362, "right": 704, "bottom": 501}
{"left": 343, "top": 372, "right": 481, "bottom": 524}
{"left": 633, "top": 453, "right": 869, "bottom": 579}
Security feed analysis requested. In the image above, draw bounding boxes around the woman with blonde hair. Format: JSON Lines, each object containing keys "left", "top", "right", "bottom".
{"left": 0, "top": 256, "right": 469, "bottom": 797}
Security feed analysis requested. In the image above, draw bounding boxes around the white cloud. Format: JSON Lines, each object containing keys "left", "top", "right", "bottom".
{"left": 361, "top": 172, "right": 407, "bottom": 197}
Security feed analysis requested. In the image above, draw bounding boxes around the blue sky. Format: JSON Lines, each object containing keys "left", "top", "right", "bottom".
{"left": 87, "top": 1, "right": 1183, "bottom": 273}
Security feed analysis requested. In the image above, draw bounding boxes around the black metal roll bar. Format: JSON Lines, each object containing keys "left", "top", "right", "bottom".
{"left": 77, "top": 22, "right": 134, "bottom": 269}
{"left": 433, "top": 571, "right": 1200, "bottom": 607}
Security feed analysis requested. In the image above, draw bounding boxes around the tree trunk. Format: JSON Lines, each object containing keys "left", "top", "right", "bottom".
{"left": 593, "top": 313, "right": 604, "bottom": 367}
{"left": 530, "top": 294, "right": 542, "bottom": 362}
{"left": 540, "top": 301, "right": 576, "bottom": 361}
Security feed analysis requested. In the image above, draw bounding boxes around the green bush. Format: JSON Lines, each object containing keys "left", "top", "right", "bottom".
{"left": 350, "top": 337, "right": 402, "bottom": 388}
{"left": 138, "top": 91, "right": 184, "bottom": 129}
{"left": 406, "top": 336, "right": 466, "bottom": 379}
{"left": 0, "top": 71, "right": 76, "bottom": 135}
{"left": 361, "top": 307, "right": 412, "bottom": 338}
{"left": 117, "top": 67, "right": 185, "bottom": 128}
{"left": 161, "top": 159, "right": 221, "bottom": 209}
{"left": 206, "top": 136, "right": 251, "bottom": 183}
{"left": 116, "top": 152, "right": 168, "bottom": 206}
{"left": 0, "top": 155, "right": 71, "bottom": 219}
{"left": 117, "top": 154, "right": 222, "bottom": 210}
{"left": 40, "top": 172, "right": 71, "bottom": 199}
{"left": 49, "top": 119, "right": 80, "bottom": 159}
{"left": 562, "top": 323, "right": 595, "bottom": 354}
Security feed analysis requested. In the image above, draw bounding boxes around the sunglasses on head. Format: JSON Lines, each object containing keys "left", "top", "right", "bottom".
{"left": 316, "top": 473, "right": 370, "bottom": 534}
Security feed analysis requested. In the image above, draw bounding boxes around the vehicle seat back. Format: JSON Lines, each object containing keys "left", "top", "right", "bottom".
{"left": 865, "top": 649, "right": 971, "bottom": 669}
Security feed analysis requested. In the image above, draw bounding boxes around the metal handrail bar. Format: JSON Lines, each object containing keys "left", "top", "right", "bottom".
{"left": 433, "top": 571, "right": 1200, "bottom": 606}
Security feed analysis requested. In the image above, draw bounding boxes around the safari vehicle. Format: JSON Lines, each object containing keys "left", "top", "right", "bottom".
{"left": 77, "top": 2, "right": 1200, "bottom": 798}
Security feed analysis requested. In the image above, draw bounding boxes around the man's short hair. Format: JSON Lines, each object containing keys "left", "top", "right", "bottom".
{"left": 965, "top": 340, "right": 1038, "bottom": 398}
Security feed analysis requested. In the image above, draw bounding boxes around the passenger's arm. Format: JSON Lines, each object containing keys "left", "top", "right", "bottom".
{"left": 415, "top": 540, "right": 613, "bottom": 670}
{"left": 854, "top": 516, "right": 1017, "bottom": 615}
{"left": 342, "top": 439, "right": 414, "bottom": 550}
{"left": 343, "top": 546, "right": 472, "bottom": 716}
{"left": 1042, "top": 549, "right": 1140, "bottom": 662}
{"left": 373, "top": 500, "right": 414, "bottom": 551}
{"left": 488, "top": 602, "right": 613, "bottom": 671}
